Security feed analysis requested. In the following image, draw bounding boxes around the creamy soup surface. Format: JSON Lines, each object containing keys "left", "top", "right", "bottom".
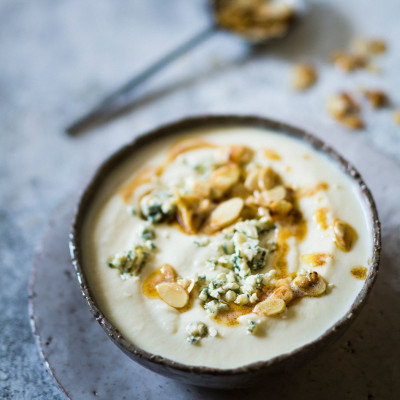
{"left": 82, "top": 127, "right": 372, "bottom": 368}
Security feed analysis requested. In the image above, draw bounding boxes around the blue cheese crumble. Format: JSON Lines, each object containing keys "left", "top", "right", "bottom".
{"left": 185, "top": 321, "right": 209, "bottom": 344}
{"left": 140, "top": 190, "right": 177, "bottom": 223}
{"left": 197, "top": 217, "right": 278, "bottom": 315}
{"left": 107, "top": 241, "right": 156, "bottom": 280}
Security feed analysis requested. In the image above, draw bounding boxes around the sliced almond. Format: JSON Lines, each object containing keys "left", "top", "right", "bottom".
{"left": 224, "top": 145, "right": 254, "bottom": 164}
{"left": 210, "top": 197, "right": 244, "bottom": 229}
{"left": 291, "top": 272, "right": 326, "bottom": 297}
{"left": 240, "top": 204, "right": 259, "bottom": 220}
{"left": 177, "top": 278, "right": 195, "bottom": 293}
{"left": 156, "top": 282, "right": 189, "bottom": 308}
{"left": 230, "top": 183, "right": 251, "bottom": 199}
{"left": 244, "top": 195, "right": 261, "bottom": 207}
{"left": 258, "top": 167, "right": 281, "bottom": 190}
{"left": 327, "top": 92, "right": 359, "bottom": 118}
{"left": 275, "top": 278, "right": 291, "bottom": 288}
{"left": 257, "top": 207, "right": 271, "bottom": 218}
{"left": 193, "top": 180, "right": 212, "bottom": 198}
{"left": 261, "top": 185, "right": 287, "bottom": 202}
{"left": 197, "top": 198, "right": 212, "bottom": 214}
{"left": 271, "top": 285, "right": 293, "bottom": 304}
{"left": 301, "top": 253, "right": 332, "bottom": 267}
{"left": 178, "top": 192, "right": 201, "bottom": 206}
{"left": 195, "top": 164, "right": 242, "bottom": 199}
{"left": 253, "top": 297, "right": 286, "bottom": 317}
{"left": 212, "top": 164, "right": 241, "bottom": 196}
{"left": 177, "top": 204, "right": 196, "bottom": 234}
{"left": 339, "top": 114, "right": 364, "bottom": 130}
{"left": 244, "top": 168, "right": 260, "bottom": 191}
{"left": 290, "top": 63, "right": 317, "bottom": 91}
{"left": 332, "top": 218, "right": 357, "bottom": 252}
{"left": 270, "top": 200, "right": 293, "bottom": 215}
{"left": 160, "top": 263, "right": 176, "bottom": 281}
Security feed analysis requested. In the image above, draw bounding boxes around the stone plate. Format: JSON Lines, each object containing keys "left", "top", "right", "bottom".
{"left": 29, "top": 131, "right": 400, "bottom": 400}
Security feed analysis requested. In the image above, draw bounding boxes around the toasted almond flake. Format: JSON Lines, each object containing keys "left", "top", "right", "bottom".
{"left": 332, "top": 218, "right": 358, "bottom": 252}
{"left": 253, "top": 297, "right": 286, "bottom": 317}
{"left": 350, "top": 266, "right": 368, "bottom": 280}
{"left": 177, "top": 192, "right": 201, "bottom": 208}
{"left": 301, "top": 253, "right": 332, "bottom": 267}
{"left": 313, "top": 207, "right": 329, "bottom": 230}
{"left": 224, "top": 145, "right": 254, "bottom": 164}
{"left": 208, "top": 164, "right": 241, "bottom": 199}
{"left": 271, "top": 285, "right": 293, "bottom": 304}
{"left": 257, "top": 207, "right": 271, "bottom": 218}
{"left": 340, "top": 114, "right": 364, "bottom": 130}
{"left": 244, "top": 168, "right": 260, "bottom": 191}
{"left": 156, "top": 282, "right": 189, "bottom": 308}
{"left": 197, "top": 198, "right": 212, "bottom": 213}
{"left": 160, "top": 263, "right": 176, "bottom": 280}
{"left": 290, "top": 63, "right": 317, "bottom": 91}
{"left": 275, "top": 278, "right": 291, "bottom": 288}
{"left": 258, "top": 167, "right": 281, "bottom": 190}
{"left": 210, "top": 197, "right": 244, "bottom": 229}
{"left": 269, "top": 199, "right": 293, "bottom": 215}
{"left": 177, "top": 204, "right": 196, "bottom": 234}
{"left": 177, "top": 278, "right": 195, "bottom": 293}
{"left": 291, "top": 272, "right": 327, "bottom": 297}
{"left": 142, "top": 264, "right": 177, "bottom": 299}
{"left": 193, "top": 180, "right": 212, "bottom": 198}
{"left": 261, "top": 185, "right": 287, "bottom": 202}
{"left": 264, "top": 148, "right": 282, "bottom": 161}
{"left": 230, "top": 183, "right": 251, "bottom": 199}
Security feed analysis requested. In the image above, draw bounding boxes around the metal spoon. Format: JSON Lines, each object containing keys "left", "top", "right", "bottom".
{"left": 66, "top": 0, "right": 303, "bottom": 135}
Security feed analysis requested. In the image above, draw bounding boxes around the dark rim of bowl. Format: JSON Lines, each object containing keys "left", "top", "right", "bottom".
{"left": 70, "top": 115, "right": 381, "bottom": 377}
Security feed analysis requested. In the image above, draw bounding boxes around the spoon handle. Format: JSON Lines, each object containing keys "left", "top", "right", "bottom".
{"left": 66, "top": 25, "right": 217, "bottom": 135}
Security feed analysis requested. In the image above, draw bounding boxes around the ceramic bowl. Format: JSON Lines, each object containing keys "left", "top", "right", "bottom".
{"left": 70, "top": 115, "right": 381, "bottom": 388}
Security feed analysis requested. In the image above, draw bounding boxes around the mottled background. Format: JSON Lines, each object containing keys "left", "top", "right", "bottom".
{"left": 1, "top": 0, "right": 399, "bottom": 399}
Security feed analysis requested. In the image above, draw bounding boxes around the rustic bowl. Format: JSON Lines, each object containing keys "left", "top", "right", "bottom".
{"left": 70, "top": 115, "right": 381, "bottom": 388}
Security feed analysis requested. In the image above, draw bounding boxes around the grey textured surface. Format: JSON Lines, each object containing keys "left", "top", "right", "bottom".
{"left": 1, "top": 0, "right": 400, "bottom": 398}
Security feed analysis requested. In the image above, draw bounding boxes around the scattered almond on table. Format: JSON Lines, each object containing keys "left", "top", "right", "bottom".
{"left": 331, "top": 37, "right": 387, "bottom": 73}
{"left": 290, "top": 63, "right": 317, "bottom": 91}
{"left": 326, "top": 92, "right": 364, "bottom": 130}
{"left": 393, "top": 110, "right": 400, "bottom": 125}
{"left": 361, "top": 89, "right": 389, "bottom": 109}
